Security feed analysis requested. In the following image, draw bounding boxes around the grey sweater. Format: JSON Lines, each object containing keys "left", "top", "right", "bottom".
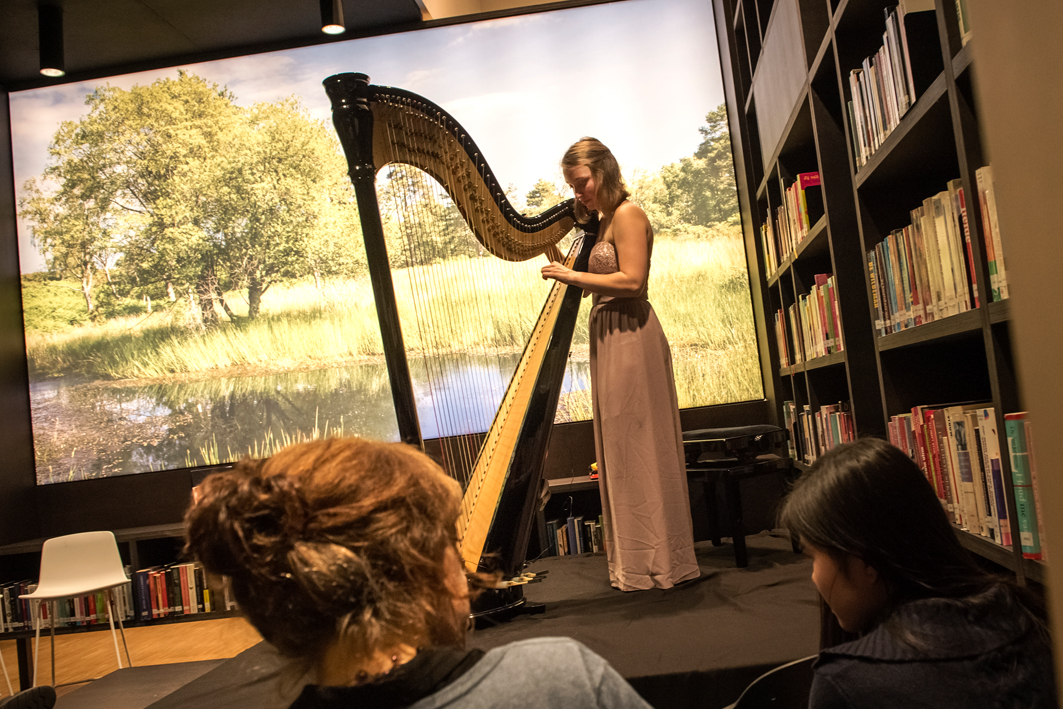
{"left": 290, "top": 637, "right": 651, "bottom": 709}
{"left": 409, "top": 637, "right": 651, "bottom": 709}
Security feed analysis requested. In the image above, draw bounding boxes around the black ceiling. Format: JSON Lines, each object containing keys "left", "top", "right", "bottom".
{"left": 0, "top": 0, "right": 452, "bottom": 92}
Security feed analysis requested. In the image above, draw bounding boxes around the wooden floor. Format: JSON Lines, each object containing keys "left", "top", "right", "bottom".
{"left": 0, "top": 617, "right": 262, "bottom": 700}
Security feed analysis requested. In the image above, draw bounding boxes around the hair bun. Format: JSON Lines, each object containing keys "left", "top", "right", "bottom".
{"left": 186, "top": 461, "right": 311, "bottom": 581}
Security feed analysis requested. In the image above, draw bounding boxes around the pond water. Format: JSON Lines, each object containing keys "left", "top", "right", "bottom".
{"left": 29, "top": 353, "right": 590, "bottom": 484}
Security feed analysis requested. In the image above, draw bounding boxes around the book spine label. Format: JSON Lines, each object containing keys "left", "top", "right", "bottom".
{"left": 1005, "top": 415, "right": 1041, "bottom": 557}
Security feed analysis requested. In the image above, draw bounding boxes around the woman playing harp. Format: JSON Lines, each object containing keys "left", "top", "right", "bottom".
{"left": 542, "top": 138, "right": 700, "bottom": 592}
{"left": 323, "top": 73, "right": 598, "bottom": 614}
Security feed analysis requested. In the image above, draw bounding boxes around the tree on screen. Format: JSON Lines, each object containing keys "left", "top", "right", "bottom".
{"left": 20, "top": 72, "right": 364, "bottom": 324}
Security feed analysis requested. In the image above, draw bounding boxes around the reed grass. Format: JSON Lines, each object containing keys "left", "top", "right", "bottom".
{"left": 26, "top": 231, "right": 762, "bottom": 406}
{"left": 185, "top": 415, "right": 348, "bottom": 468}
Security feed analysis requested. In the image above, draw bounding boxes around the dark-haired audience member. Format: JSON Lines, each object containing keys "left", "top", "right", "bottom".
{"left": 184, "top": 437, "right": 651, "bottom": 709}
{"left": 780, "top": 437, "right": 1057, "bottom": 709}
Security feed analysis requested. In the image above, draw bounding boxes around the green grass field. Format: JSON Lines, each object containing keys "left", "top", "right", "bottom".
{"left": 25, "top": 232, "right": 763, "bottom": 412}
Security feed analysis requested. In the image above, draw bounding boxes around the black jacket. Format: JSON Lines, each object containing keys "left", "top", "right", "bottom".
{"left": 810, "top": 584, "right": 1056, "bottom": 708}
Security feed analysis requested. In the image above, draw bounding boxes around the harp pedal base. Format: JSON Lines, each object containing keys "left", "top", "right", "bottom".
{"left": 470, "top": 583, "right": 546, "bottom": 629}
{"left": 471, "top": 598, "right": 546, "bottom": 630}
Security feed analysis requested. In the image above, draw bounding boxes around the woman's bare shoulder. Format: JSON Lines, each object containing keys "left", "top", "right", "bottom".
{"left": 612, "top": 201, "right": 651, "bottom": 230}
{"left": 613, "top": 200, "right": 648, "bottom": 221}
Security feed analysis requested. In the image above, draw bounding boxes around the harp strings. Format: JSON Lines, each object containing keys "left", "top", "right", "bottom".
{"left": 379, "top": 94, "right": 511, "bottom": 503}
{"left": 372, "top": 90, "right": 577, "bottom": 556}
{"left": 413, "top": 99, "right": 492, "bottom": 498}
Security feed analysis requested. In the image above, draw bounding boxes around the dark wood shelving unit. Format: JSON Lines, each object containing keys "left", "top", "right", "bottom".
{"left": 715, "top": 0, "right": 1036, "bottom": 584}
{"left": 876, "top": 309, "right": 984, "bottom": 351}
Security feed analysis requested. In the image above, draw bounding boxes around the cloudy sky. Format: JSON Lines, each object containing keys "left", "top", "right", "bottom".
{"left": 9, "top": 0, "right": 724, "bottom": 273}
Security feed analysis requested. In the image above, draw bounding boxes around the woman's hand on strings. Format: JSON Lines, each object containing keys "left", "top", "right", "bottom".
{"left": 541, "top": 260, "right": 575, "bottom": 285}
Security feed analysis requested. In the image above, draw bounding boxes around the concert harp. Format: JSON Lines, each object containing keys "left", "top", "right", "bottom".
{"left": 324, "top": 73, "right": 597, "bottom": 620}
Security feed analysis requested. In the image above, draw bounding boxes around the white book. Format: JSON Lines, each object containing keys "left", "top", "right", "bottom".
{"left": 965, "top": 410, "right": 991, "bottom": 538}
{"left": 981, "top": 166, "right": 1008, "bottom": 298}
{"left": 920, "top": 200, "right": 947, "bottom": 318}
{"left": 975, "top": 407, "right": 1002, "bottom": 543}
{"left": 932, "top": 193, "right": 961, "bottom": 316}
{"left": 944, "top": 407, "right": 974, "bottom": 530}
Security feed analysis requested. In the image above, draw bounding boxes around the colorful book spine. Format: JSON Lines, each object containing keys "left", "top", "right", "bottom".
{"left": 978, "top": 408, "right": 1012, "bottom": 547}
{"left": 1004, "top": 413, "right": 1041, "bottom": 559}
{"left": 1024, "top": 420, "right": 1047, "bottom": 561}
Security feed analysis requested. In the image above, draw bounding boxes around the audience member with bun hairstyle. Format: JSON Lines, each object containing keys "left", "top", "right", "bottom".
{"left": 780, "top": 437, "right": 1056, "bottom": 709}
{"left": 184, "top": 437, "right": 651, "bottom": 709}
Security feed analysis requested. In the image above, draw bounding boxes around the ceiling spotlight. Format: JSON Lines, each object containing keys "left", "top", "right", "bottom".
{"left": 39, "top": 4, "right": 66, "bottom": 77}
{"left": 320, "top": 0, "right": 345, "bottom": 35}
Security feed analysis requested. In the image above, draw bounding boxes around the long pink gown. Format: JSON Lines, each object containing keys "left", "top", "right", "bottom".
{"left": 587, "top": 240, "right": 700, "bottom": 591}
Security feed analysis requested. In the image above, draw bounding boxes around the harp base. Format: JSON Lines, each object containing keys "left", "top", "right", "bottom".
{"left": 470, "top": 586, "right": 546, "bottom": 629}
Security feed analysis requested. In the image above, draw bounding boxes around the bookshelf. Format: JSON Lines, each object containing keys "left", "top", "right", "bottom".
{"left": 0, "top": 524, "right": 239, "bottom": 689}
{"left": 714, "top": 0, "right": 1039, "bottom": 583}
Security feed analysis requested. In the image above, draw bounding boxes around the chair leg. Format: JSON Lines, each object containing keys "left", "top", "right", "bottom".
{"left": 724, "top": 475, "right": 748, "bottom": 568}
{"left": 49, "top": 601, "right": 56, "bottom": 688}
{"left": 31, "top": 601, "right": 40, "bottom": 688}
{"left": 112, "top": 591, "right": 133, "bottom": 667}
{"left": 105, "top": 590, "right": 124, "bottom": 670}
{"left": 0, "top": 629, "right": 12, "bottom": 695}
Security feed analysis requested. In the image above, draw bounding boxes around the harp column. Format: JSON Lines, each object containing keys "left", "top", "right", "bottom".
{"left": 325, "top": 73, "right": 422, "bottom": 448}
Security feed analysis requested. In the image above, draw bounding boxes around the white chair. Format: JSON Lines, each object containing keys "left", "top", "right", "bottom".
{"left": 19, "top": 532, "right": 134, "bottom": 686}
{"left": 726, "top": 655, "right": 817, "bottom": 709}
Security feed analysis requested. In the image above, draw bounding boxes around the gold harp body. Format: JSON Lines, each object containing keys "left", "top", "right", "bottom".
{"left": 324, "top": 74, "right": 597, "bottom": 612}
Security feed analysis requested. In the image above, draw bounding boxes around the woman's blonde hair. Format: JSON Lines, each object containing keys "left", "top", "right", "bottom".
{"left": 561, "top": 137, "right": 630, "bottom": 222}
{"left": 184, "top": 437, "right": 468, "bottom": 674}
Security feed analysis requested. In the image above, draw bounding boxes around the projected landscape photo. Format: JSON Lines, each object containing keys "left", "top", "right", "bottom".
{"left": 12, "top": 0, "right": 762, "bottom": 484}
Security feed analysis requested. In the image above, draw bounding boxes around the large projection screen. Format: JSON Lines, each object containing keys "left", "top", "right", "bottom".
{"left": 10, "top": 0, "right": 762, "bottom": 484}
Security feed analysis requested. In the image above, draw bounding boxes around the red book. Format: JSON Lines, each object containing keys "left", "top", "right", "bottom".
{"left": 911, "top": 406, "right": 942, "bottom": 499}
{"left": 178, "top": 565, "right": 188, "bottom": 615}
{"left": 828, "top": 278, "right": 843, "bottom": 351}
{"left": 149, "top": 572, "right": 159, "bottom": 619}
{"left": 957, "top": 186, "right": 979, "bottom": 307}
{"left": 158, "top": 570, "right": 169, "bottom": 617}
{"left": 926, "top": 409, "right": 955, "bottom": 523}
{"left": 815, "top": 274, "right": 831, "bottom": 356}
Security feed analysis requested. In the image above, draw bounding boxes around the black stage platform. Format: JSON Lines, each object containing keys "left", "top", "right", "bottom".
{"left": 58, "top": 532, "right": 819, "bottom": 709}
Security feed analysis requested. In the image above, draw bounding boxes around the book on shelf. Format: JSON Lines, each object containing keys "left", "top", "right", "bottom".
{"left": 847, "top": 3, "right": 938, "bottom": 167}
{"left": 893, "top": 402, "right": 1013, "bottom": 547}
{"left": 948, "top": 179, "right": 978, "bottom": 308}
{"left": 1024, "top": 420, "right": 1047, "bottom": 562}
{"left": 1005, "top": 413, "right": 1043, "bottom": 560}
{"left": 975, "top": 165, "right": 1008, "bottom": 301}
{"left": 555, "top": 522, "right": 568, "bottom": 557}
{"left": 774, "top": 309, "right": 792, "bottom": 368}
{"left": 566, "top": 515, "right": 582, "bottom": 555}
{"left": 545, "top": 519, "right": 560, "bottom": 557}
{"left": 868, "top": 179, "right": 985, "bottom": 335}
{"left": 783, "top": 400, "right": 854, "bottom": 465}
{"left": 955, "top": 0, "right": 972, "bottom": 46}
{"left": 761, "top": 219, "right": 779, "bottom": 276}
{"left": 943, "top": 404, "right": 982, "bottom": 536}
{"left": 581, "top": 519, "right": 603, "bottom": 553}
{"left": 782, "top": 401, "right": 798, "bottom": 459}
{"left": 963, "top": 409, "right": 992, "bottom": 540}
{"left": 976, "top": 407, "right": 1012, "bottom": 547}
{"left": 128, "top": 561, "right": 224, "bottom": 622}
{"left": 780, "top": 274, "right": 844, "bottom": 363}
{"left": 761, "top": 172, "right": 822, "bottom": 276}
{"left": 0, "top": 575, "right": 137, "bottom": 633}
